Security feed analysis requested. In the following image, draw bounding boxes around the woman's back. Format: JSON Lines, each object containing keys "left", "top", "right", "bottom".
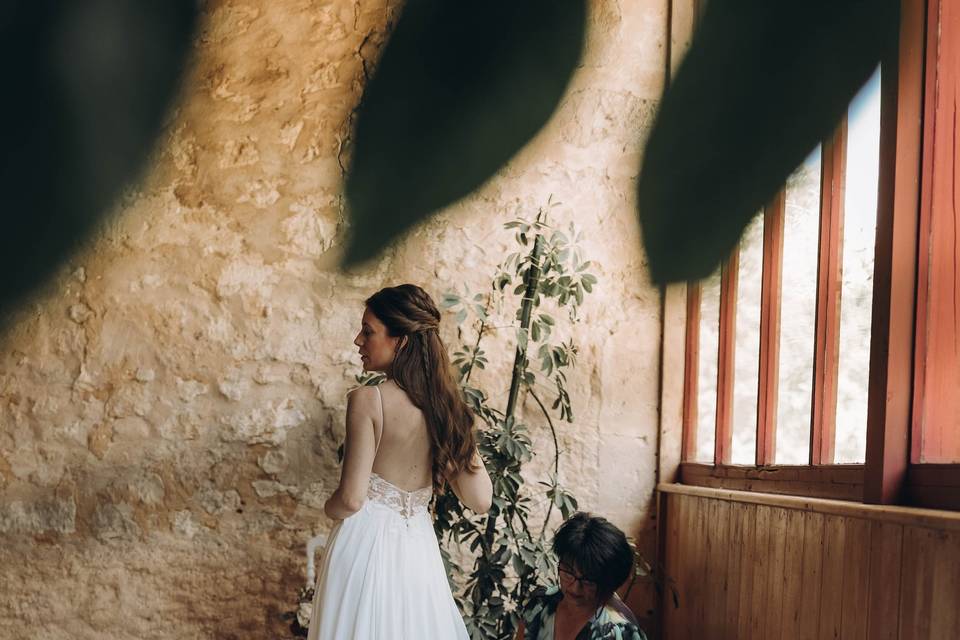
{"left": 370, "top": 380, "right": 433, "bottom": 491}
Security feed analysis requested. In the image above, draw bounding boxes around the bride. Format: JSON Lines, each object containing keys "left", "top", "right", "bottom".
{"left": 308, "top": 284, "right": 493, "bottom": 639}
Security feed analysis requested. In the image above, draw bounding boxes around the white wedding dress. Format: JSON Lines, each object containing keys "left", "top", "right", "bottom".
{"left": 307, "top": 387, "right": 470, "bottom": 639}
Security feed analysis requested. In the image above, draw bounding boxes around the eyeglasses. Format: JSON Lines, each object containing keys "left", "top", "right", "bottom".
{"left": 557, "top": 564, "right": 597, "bottom": 591}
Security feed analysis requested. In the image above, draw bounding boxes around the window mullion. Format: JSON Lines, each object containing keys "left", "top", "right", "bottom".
{"left": 682, "top": 282, "right": 702, "bottom": 462}
{"left": 757, "top": 190, "right": 785, "bottom": 466}
{"left": 715, "top": 249, "right": 739, "bottom": 465}
{"left": 811, "top": 121, "right": 848, "bottom": 465}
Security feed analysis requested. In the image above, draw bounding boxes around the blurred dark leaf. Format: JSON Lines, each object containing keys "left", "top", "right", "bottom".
{"left": 0, "top": 1, "right": 197, "bottom": 315}
{"left": 344, "top": 0, "right": 586, "bottom": 265}
{"left": 638, "top": 0, "right": 897, "bottom": 284}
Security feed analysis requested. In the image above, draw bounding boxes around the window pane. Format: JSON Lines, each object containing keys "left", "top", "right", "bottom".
{"left": 732, "top": 214, "right": 763, "bottom": 465}
{"left": 835, "top": 67, "right": 881, "bottom": 464}
{"left": 776, "top": 147, "right": 821, "bottom": 465}
{"left": 696, "top": 269, "right": 721, "bottom": 462}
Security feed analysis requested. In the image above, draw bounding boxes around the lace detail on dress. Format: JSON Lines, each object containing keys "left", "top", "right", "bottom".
{"left": 367, "top": 473, "right": 432, "bottom": 518}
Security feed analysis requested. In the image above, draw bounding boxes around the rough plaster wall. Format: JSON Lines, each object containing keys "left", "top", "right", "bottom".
{"left": 0, "top": 1, "right": 667, "bottom": 638}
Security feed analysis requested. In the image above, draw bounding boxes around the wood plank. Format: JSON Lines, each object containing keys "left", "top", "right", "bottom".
{"left": 762, "top": 507, "right": 788, "bottom": 639}
{"left": 658, "top": 483, "right": 960, "bottom": 531}
{"left": 817, "top": 516, "right": 846, "bottom": 638}
{"left": 798, "top": 512, "right": 825, "bottom": 640}
{"left": 683, "top": 283, "right": 702, "bottom": 462}
{"left": 757, "top": 193, "right": 785, "bottom": 466}
{"left": 687, "top": 496, "right": 708, "bottom": 639}
{"left": 735, "top": 502, "right": 758, "bottom": 640}
{"left": 703, "top": 498, "right": 729, "bottom": 636}
{"left": 898, "top": 525, "right": 935, "bottom": 639}
{"left": 909, "top": 484, "right": 960, "bottom": 511}
{"left": 929, "top": 527, "right": 960, "bottom": 639}
{"left": 748, "top": 506, "right": 773, "bottom": 638}
{"left": 715, "top": 250, "right": 739, "bottom": 465}
{"left": 658, "top": 492, "right": 677, "bottom": 639}
{"left": 664, "top": 494, "right": 687, "bottom": 640}
{"left": 865, "top": 521, "right": 903, "bottom": 640}
{"left": 722, "top": 501, "right": 745, "bottom": 640}
{"left": 811, "top": 120, "right": 847, "bottom": 465}
{"left": 863, "top": 0, "right": 924, "bottom": 503}
{"left": 780, "top": 508, "right": 807, "bottom": 638}
{"left": 912, "top": 0, "right": 960, "bottom": 463}
{"left": 839, "top": 517, "right": 871, "bottom": 640}
{"left": 658, "top": 282, "right": 688, "bottom": 486}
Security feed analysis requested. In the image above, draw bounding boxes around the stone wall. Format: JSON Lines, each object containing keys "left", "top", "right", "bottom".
{"left": 0, "top": 1, "right": 668, "bottom": 637}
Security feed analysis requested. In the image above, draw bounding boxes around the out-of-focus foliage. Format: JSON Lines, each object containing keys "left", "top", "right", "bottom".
{"left": 342, "top": 0, "right": 586, "bottom": 265}
{"left": 0, "top": 1, "right": 198, "bottom": 317}
{"left": 638, "top": 0, "right": 898, "bottom": 283}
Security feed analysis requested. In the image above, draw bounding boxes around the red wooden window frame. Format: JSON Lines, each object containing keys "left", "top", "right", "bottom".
{"left": 680, "top": 0, "right": 960, "bottom": 510}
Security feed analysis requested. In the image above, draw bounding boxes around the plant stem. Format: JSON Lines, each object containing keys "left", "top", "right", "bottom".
{"left": 463, "top": 296, "right": 492, "bottom": 385}
{"left": 528, "top": 386, "right": 561, "bottom": 540}
{"left": 505, "top": 234, "right": 545, "bottom": 420}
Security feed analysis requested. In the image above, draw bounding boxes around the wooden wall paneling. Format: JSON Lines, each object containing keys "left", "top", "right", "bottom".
{"left": 660, "top": 482, "right": 960, "bottom": 531}
{"left": 817, "top": 516, "right": 847, "bottom": 638}
{"left": 780, "top": 508, "right": 807, "bottom": 638}
{"left": 674, "top": 495, "right": 694, "bottom": 640}
{"left": 691, "top": 496, "right": 711, "bottom": 636}
{"left": 663, "top": 493, "right": 684, "bottom": 640}
{"left": 865, "top": 522, "right": 903, "bottom": 640}
{"left": 798, "top": 512, "right": 826, "bottom": 640}
{"left": 662, "top": 495, "right": 678, "bottom": 639}
{"left": 864, "top": 0, "right": 925, "bottom": 503}
{"left": 748, "top": 505, "right": 772, "bottom": 638}
{"left": 722, "top": 501, "right": 745, "bottom": 640}
{"left": 839, "top": 517, "right": 871, "bottom": 640}
{"left": 928, "top": 528, "right": 960, "bottom": 639}
{"left": 898, "top": 525, "right": 935, "bottom": 638}
{"left": 762, "top": 507, "right": 788, "bottom": 638}
{"left": 702, "top": 497, "right": 729, "bottom": 636}
{"left": 735, "top": 502, "right": 758, "bottom": 640}
{"left": 680, "top": 496, "right": 705, "bottom": 640}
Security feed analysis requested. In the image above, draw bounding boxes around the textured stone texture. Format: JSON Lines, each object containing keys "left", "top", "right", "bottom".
{"left": 0, "top": 0, "right": 667, "bottom": 637}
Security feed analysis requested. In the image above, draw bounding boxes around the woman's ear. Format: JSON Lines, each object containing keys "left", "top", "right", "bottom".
{"left": 397, "top": 335, "right": 409, "bottom": 351}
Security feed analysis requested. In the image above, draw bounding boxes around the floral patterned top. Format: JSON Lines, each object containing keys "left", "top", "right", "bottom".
{"left": 521, "top": 586, "right": 648, "bottom": 640}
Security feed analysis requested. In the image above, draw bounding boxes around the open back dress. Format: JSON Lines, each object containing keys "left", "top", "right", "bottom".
{"left": 306, "top": 385, "right": 469, "bottom": 639}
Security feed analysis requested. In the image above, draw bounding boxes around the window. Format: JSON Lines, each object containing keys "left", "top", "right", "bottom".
{"left": 679, "top": 0, "right": 960, "bottom": 510}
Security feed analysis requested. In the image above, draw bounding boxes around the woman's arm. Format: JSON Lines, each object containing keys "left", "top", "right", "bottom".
{"left": 448, "top": 448, "right": 493, "bottom": 514}
{"left": 323, "top": 387, "right": 379, "bottom": 520}
{"left": 514, "top": 620, "right": 525, "bottom": 640}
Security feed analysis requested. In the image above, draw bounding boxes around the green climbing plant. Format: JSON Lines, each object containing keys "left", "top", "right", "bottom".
{"left": 432, "top": 197, "right": 597, "bottom": 639}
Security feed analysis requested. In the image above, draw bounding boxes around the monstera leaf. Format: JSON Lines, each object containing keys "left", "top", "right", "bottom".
{"left": 0, "top": 1, "right": 197, "bottom": 315}
{"left": 638, "top": 0, "right": 898, "bottom": 284}
{"left": 343, "top": 0, "right": 587, "bottom": 265}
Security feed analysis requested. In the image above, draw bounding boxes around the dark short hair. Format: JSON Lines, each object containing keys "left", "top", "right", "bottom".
{"left": 552, "top": 512, "right": 634, "bottom": 603}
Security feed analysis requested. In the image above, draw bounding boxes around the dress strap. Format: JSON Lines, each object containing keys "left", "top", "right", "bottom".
{"left": 373, "top": 385, "right": 384, "bottom": 454}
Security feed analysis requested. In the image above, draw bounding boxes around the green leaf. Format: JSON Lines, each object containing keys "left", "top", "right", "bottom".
{"left": 638, "top": 0, "right": 897, "bottom": 284}
{"left": 343, "top": 0, "right": 587, "bottom": 264}
{"left": 0, "top": 2, "right": 198, "bottom": 314}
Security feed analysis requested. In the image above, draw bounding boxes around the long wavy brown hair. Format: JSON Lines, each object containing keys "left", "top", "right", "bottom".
{"left": 365, "top": 284, "right": 478, "bottom": 489}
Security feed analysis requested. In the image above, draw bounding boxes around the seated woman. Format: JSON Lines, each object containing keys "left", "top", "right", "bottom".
{"left": 516, "top": 512, "right": 647, "bottom": 640}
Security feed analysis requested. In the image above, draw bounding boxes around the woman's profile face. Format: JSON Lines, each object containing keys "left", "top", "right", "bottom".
{"left": 557, "top": 561, "right": 599, "bottom": 607}
{"left": 354, "top": 307, "right": 401, "bottom": 372}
